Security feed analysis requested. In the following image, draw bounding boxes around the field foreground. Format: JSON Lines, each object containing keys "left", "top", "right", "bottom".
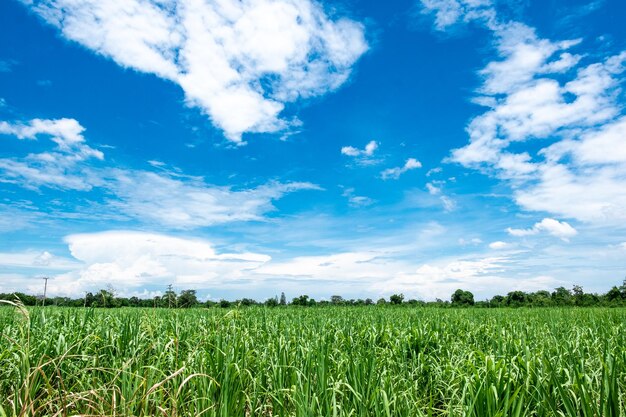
{"left": 0, "top": 306, "right": 625, "bottom": 416}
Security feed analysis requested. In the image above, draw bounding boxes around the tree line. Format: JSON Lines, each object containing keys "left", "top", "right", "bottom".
{"left": 1, "top": 280, "right": 626, "bottom": 308}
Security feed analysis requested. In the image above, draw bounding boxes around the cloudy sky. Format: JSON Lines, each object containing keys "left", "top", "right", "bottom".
{"left": 1, "top": 0, "right": 625, "bottom": 302}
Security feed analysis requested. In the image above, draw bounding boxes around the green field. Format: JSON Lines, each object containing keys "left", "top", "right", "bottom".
{"left": 1, "top": 305, "right": 625, "bottom": 416}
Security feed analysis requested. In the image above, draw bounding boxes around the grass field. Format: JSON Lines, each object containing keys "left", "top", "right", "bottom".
{"left": 0, "top": 305, "right": 625, "bottom": 416}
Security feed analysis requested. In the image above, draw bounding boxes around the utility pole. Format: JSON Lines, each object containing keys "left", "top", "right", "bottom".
{"left": 167, "top": 284, "right": 173, "bottom": 309}
{"left": 42, "top": 276, "right": 49, "bottom": 307}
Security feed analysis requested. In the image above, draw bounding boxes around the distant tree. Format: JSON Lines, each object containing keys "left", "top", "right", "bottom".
{"left": 292, "top": 295, "right": 310, "bottom": 306}
{"left": 389, "top": 293, "right": 404, "bottom": 305}
{"left": 239, "top": 298, "right": 256, "bottom": 306}
{"left": 552, "top": 287, "right": 572, "bottom": 306}
{"left": 330, "top": 295, "right": 344, "bottom": 305}
{"left": 606, "top": 286, "right": 622, "bottom": 302}
{"left": 178, "top": 290, "right": 198, "bottom": 308}
{"left": 376, "top": 298, "right": 387, "bottom": 305}
{"left": 490, "top": 295, "right": 505, "bottom": 307}
{"left": 529, "top": 291, "right": 553, "bottom": 307}
{"left": 365, "top": 298, "right": 374, "bottom": 305}
{"left": 506, "top": 291, "right": 527, "bottom": 307}
{"left": 265, "top": 297, "right": 279, "bottom": 307}
{"left": 96, "top": 289, "right": 115, "bottom": 308}
{"left": 279, "top": 292, "right": 287, "bottom": 306}
{"left": 219, "top": 299, "right": 231, "bottom": 308}
{"left": 451, "top": 289, "right": 474, "bottom": 306}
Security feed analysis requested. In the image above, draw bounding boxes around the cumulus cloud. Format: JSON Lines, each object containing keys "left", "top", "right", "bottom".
{"left": 422, "top": 1, "right": 626, "bottom": 224}
{"left": 381, "top": 158, "right": 422, "bottom": 180}
{"left": 340, "top": 140, "right": 381, "bottom": 165}
{"left": 341, "top": 140, "right": 378, "bottom": 157}
{"left": 39, "top": 231, "right": 271, "bottom": 295}
{"left": 0, "top": 117, "right": 320, "bottom": 228}
{"left": 24, "top": 0, "right": 367, "bottom": 142}
{"left": 507, "top": 218, "right": 578, "bottom": 241}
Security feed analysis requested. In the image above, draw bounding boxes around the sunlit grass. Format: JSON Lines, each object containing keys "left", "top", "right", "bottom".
{"left": 0, "top": 303, "right": 624, "bottom": 416}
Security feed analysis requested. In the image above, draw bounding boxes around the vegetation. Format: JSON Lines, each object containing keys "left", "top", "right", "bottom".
{"left": 0, "top": 303, "right": 625, "bottom": 416}
{"left": 3, "top": 279, "right": 626, "bottom": 309}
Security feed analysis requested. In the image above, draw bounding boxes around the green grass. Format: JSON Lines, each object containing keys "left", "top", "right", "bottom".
{"left": 0, "top": 304, "right": 624, "bottom": 416}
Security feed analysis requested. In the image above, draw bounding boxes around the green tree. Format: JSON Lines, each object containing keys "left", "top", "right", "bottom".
{"left": 552, "top": 287, "right": 572, "bottom": 306}
{"left": 265, "top": 297, "right": 279, "bottom": 307}
{"left": 292, "top": 295, "right": 310, "bottom": 306}
{"left": 330, "top": 295, "right": 344, "bottom": 305}
{"left": 451, "top": 289, "right": 474, "bottom": 306}
{"left": 178, "top": 290, "right": 198, "bottom": 308}
{"left": 389, "top": 293, "right": 404, "bottom": 305}
{"left": 506, "top": 291, "right": 527, "bottom": 307}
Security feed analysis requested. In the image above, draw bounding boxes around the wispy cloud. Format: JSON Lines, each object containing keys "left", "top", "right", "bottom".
{"left": 381, "top": 158, "right": 421, "bottom": 180}
{"left": 107, "top": 170, "right": 320, "bottom": 228}
{"left": 0, "top": 117, "right": 320, "bottom": 228}
{"left": 0, "top": 118, "right": 104, "bottom": 190}
{"left": 341, "top": 187, "right": 374, "bottom": 207}
{"left": 25, "top": 0, "right": 367, "bottom": 143}
{"left": 0, "top": 59, "right": 17, "bottom": 73}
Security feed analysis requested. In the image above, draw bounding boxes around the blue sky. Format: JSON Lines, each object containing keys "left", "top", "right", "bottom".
{"left": 1, "top": 0, "right": 625, "bottom": 301}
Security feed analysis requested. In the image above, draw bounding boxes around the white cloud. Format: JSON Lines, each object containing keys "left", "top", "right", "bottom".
{"left": 458, "top": 237, "right": 482, "bottom": 245}
{"left": 426, "top": 182, "right": 441, "bottom": 195}
{"left": 381, "top": 158, "right": 422, "bottom": 180}
{"left": 425, "top": 182, "right": 456, "bottom": 211}
{"left": 0, "top": 118, "right": 104, "bottom": 190}
{"left": 40, "top": 231, "right": 272, "bottom": 295}
{"left": 488, "top": 241, "right": 509, "bottom": 249}
{"left": 420, "top": 0, "right": 495, "bottom": 31}
{"left": 25, "top": 0, "right": 367, "bottom": 142}
{"left": 440, "top": 195, "right": 457, "bottom": 211}
{"left": 0, "top": 250, "right": 80, "bottom": 270}
{"left": 256, "top": 251, "right": 387, "bottom": 281}
{"left": 0, "top": 117, "right": 320, "bottom": 228}
{"left": 107, "top": 170, "right": 320, "bottom": 228}
{"left": 341, "top": 140, "right": 379, "bottom": 165}
{"left": 370, "top": 256, "right": 558, "bottom": 300}
{"left": 507, "top": 218, "right": 578, "bottom": 241}
{"left": 341, "top": 187, "right": 374, "bottom": 207}
{"left": 423, "top": 1, "right": 626, "bottom": 225}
